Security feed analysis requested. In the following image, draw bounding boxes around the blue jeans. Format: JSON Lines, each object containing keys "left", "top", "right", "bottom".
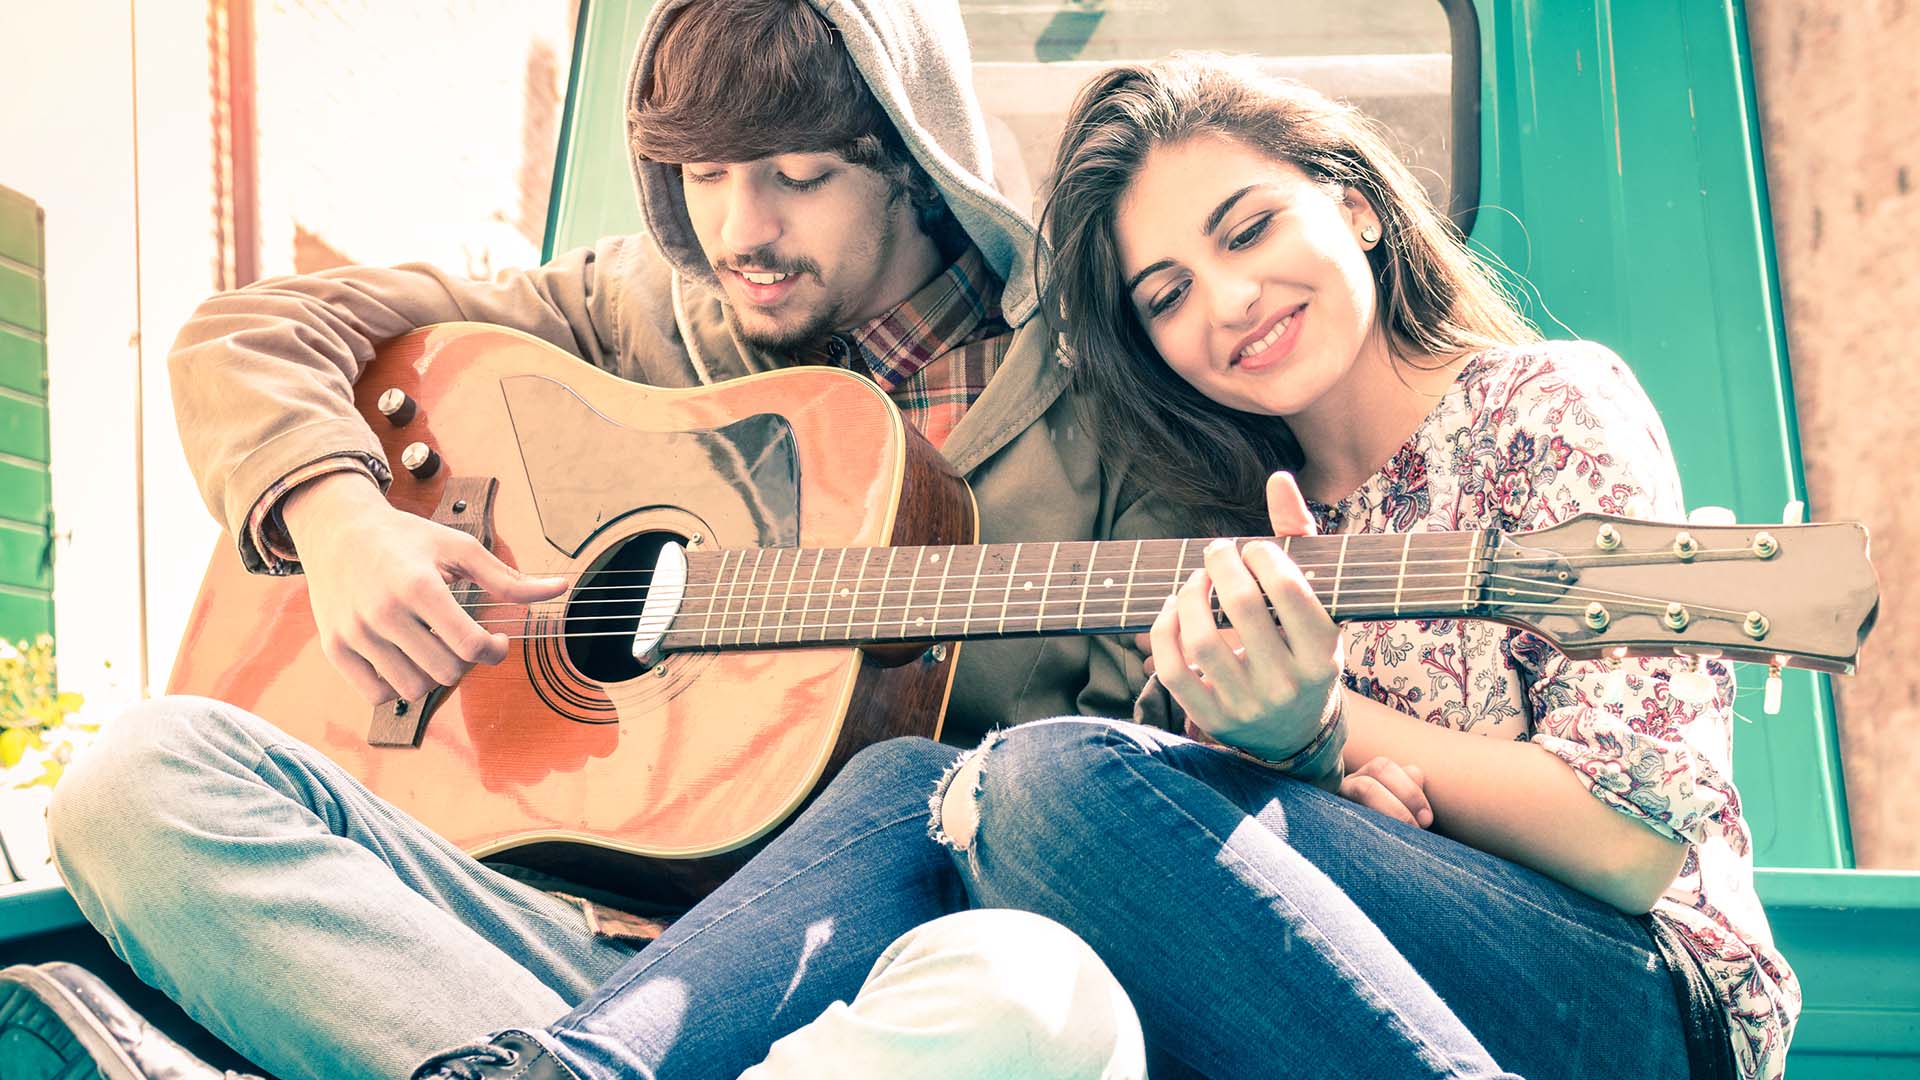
{"left": 926, "top": 719, "right": 1692, "bottom": 1079}
{"left": 49, "top": 699, "right": 1136, "bottom": 1080}
{"left": 52, "top": 699, "right": 1688, "bottom": 1079}
{"left": 532, "top": 720, "right": 1688, "bottom": 1080}
{"left": 49, "top": 697, "right": 639, "bottom": 1078}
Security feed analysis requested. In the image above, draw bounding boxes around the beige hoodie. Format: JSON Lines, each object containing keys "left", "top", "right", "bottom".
{"left": 166, "top": 0, "right": 1173, "bottom": 743}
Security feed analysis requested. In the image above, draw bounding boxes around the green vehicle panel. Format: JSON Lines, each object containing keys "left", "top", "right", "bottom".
{"left": 4, "top": 2, "right": 1915, "bottom": 1074}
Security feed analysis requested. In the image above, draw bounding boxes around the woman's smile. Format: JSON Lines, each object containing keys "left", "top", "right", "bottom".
{"left": 1231, "top": 303, "right": 1306, "bottom": 371}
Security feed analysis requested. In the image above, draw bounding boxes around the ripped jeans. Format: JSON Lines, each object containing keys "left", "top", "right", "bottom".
{"left": 57, "top": 700, "right": 1686, "bottom": 1079}
{"left": 53, "top": 698, "right": 1139, "bottom": 1080}
{"left": 533, "top": 719, "right": 1689, "bottom": 1080}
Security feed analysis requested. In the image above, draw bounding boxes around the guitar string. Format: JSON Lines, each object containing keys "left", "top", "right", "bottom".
{"left": 468, "top": 583, "right": 1736, "bottom": 640}
{"left": 465, "top": 568, "right": 1721, "bottom": 614}
{"left": 458, "top": 545, "right": 1763, "bottom": 607}
{"left": 477, "top": 595, "right": 1733, "bottom": 644}
{"left": 479, "top": 540, "right": 1764, "bottom": 591}
{"left": 466, "top": 564, "right": 1516, "bottom": 609}
{"left": 463, "top": 572, "right": 1758, "bottom": 630}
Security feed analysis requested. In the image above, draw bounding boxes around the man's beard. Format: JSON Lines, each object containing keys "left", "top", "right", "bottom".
{"left": 711, "top": 247, "right": 843, "bottom": 356}
{"left": 723, "top": 301, "right": 842, "bottom": 357}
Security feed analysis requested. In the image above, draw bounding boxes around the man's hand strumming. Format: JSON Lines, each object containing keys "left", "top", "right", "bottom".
{"left": 281, "top": 471, "right": 569, "bottom": 704}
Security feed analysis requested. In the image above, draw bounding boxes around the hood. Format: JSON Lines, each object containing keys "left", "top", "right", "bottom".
{"left": 625, "top": 0, "right": 1047, "bottom": 326}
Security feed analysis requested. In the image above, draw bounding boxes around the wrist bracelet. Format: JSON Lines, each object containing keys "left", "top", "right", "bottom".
{"left": 1225, "top": 683, "right": 1347, "bottom": 775}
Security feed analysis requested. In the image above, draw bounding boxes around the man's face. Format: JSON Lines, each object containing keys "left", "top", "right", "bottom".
{"left": 682, "top": 152, "right": 923, "bottom": 354}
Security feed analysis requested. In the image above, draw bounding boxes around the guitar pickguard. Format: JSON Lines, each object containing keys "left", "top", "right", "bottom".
{"left": 500, "top": 374, "right": 801, "bottom": 554}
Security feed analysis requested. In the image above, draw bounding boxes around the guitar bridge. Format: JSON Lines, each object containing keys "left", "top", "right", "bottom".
{"left": 367, "top": 475, "right": 498, "bottom": 748}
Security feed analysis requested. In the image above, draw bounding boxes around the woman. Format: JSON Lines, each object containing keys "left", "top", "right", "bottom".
{"left": 530, "top": 55, "right": 1784, "bottom": 1080}
{"left": 944, "top": 51, "right": 1788, "bottom": 1079}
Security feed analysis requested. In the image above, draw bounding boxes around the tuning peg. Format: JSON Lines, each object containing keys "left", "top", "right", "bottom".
{"left": 1764, "top": 660, "right": 1784, "bottom": 715}
{"left": 1687, "top": 506, "right": 1736, "bottom": 526}
{"left": 1782, "top": 500, "right": 1806, "bottom": 526}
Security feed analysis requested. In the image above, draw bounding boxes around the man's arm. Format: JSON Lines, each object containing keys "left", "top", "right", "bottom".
{"left": 171, "top": 236, "right": 656, "bottom": 702}
{"left": 172, "top": 238, "right": 647, "bottom": 566}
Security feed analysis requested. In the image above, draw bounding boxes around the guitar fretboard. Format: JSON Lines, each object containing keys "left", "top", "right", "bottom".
{"left": 657, "top": 532, "right": 1490, "bottom": 651}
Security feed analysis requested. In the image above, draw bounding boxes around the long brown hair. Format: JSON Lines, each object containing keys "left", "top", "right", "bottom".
{"left": 1040, "top": 53, "right": 1536, "bottom": 535}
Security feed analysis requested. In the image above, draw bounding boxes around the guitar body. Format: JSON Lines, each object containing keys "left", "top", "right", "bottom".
{"left": 167, "top": 324, "right": 974, "bottom": 903}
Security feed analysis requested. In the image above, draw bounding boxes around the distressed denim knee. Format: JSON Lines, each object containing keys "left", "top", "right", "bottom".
{"left": 929, "top": 719, "right": 1166, "bottom": 856}
{"left": 929, "top": 729, "right": 1005, "bottom": 850}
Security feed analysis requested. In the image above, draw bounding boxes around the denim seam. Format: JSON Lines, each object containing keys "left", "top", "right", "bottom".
{"left": 565, "top": 808, "right": 934, "bottom": 1028}
{"left": 1099, "top": 729, "right": 1484, "bottom": 1080}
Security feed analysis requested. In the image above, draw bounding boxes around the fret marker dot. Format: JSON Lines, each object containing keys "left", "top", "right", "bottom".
{"left": 1024, "top": 581, "right": 1034, "bottom": 590}
{"left": 929, "top": 553, "right": 940, "bottom": 563}
{"left": 1304, "top": 570, "right": 1316, "bottom": 580}
{"left": 916, "top": 616, "right": 926, "bottom": 625}
{"left": 841, "top": 588, "right": 851, "bottom": 597}
{"left": 1103, "top": 577, "right": 1114, "bottom": 587}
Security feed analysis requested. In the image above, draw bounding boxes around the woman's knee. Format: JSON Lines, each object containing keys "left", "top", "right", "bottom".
{"left": 931, "top": 720, "right": 1147, "bottom": 853}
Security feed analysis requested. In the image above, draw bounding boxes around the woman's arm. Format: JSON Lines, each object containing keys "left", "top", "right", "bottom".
{"left": 1340, "top": 343, "right": 1735, "bottom": 915}
{"left": 1339, "top": 690, "right": 1687, "bottom": 914}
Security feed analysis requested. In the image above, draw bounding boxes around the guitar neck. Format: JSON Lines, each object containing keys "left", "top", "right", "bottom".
{"left": 659, "top": 532, "right": 1492, "bottom": 652}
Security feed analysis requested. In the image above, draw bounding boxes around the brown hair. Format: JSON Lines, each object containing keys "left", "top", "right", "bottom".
{"left": 631, "top": 0, "right": 954, "bottom": 239}
{"left": 1040, "top": 53, "right": 1537, "bottom": 535}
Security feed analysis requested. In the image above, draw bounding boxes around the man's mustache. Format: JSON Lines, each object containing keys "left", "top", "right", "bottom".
{"left": 713, "top": 249, "right": 820, "bottom": 279}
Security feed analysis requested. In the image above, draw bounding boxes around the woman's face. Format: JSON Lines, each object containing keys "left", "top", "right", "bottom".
{"left": 1115, "top": 133, "right": 1383, "bottom": 419}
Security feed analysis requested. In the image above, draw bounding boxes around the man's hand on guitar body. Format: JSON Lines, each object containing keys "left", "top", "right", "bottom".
{"left": 281, "top": 471, "right": 569, "bottom": 704}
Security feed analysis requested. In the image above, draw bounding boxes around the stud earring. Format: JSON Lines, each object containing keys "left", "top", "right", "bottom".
{"left": 1360, "top": 224, "right": 1381, "bottom": 244}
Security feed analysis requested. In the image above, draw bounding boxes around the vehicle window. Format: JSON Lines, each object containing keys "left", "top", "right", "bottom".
{"left": 960, "top": 1, "right": 1471, "bottom": 224}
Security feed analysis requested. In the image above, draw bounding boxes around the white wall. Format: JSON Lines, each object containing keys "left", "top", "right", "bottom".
{"left": 0, "top": 1, "right": 571, "bottom": 710}
{"left": 0, "top": 1, "right": 218, "bottom": 708}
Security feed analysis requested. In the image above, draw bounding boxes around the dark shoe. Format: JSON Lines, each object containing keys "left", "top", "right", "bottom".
{"left": 414, "top": 1032, "right": 584, "bottom": 1080}
{"left": 0, "top": 962, "right": 262, "bottom": 1080}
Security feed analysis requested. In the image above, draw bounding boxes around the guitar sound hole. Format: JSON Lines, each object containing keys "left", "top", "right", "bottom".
{"left": 564, "top": 531, "right": 679, "bottom": 683}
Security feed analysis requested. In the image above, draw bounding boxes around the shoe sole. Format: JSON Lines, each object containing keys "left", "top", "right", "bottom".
{"left": 0, "top": 966, "right": 145, "bottom": 1080}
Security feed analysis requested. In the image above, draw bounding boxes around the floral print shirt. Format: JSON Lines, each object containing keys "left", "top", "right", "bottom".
{"left": 1311, "top": 341, "right": 1796, "bottom": 1080}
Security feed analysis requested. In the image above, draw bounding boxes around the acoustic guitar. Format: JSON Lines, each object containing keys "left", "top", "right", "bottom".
{"left": 168, "top": 323, "right": 1880, "bottom": 904}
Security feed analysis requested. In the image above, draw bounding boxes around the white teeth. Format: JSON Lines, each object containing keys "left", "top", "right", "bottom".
{"left": 1238, "top": 313, "right": 1295, "bottom": 361}
{"left": 742, "top": 271, "right": 790, "bottom": 285}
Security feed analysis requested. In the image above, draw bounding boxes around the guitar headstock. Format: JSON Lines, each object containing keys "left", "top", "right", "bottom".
{"left": 1490, "top": 513, "right": 1878, "bottom": 674}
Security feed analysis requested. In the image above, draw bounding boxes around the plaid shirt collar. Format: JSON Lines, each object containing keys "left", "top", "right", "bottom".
{"left": 795, "top": 246, "right": 1007, "bottom": 389}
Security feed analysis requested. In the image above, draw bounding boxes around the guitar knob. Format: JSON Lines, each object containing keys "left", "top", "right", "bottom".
{"left": 400, "top": 441, "right": 440, "bottom": 479}
{"left": 377, "top": 388, "right": 417, "bottom": 426}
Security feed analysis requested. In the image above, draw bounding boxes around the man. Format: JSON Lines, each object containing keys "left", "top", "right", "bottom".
{"left": 15, "top": 2, "right": 1166, "bottom": 1078}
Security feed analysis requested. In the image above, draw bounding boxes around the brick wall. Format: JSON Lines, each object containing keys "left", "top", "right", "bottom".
{"left": 1749, "top": 0, "right": 1920, "bottom": 868}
